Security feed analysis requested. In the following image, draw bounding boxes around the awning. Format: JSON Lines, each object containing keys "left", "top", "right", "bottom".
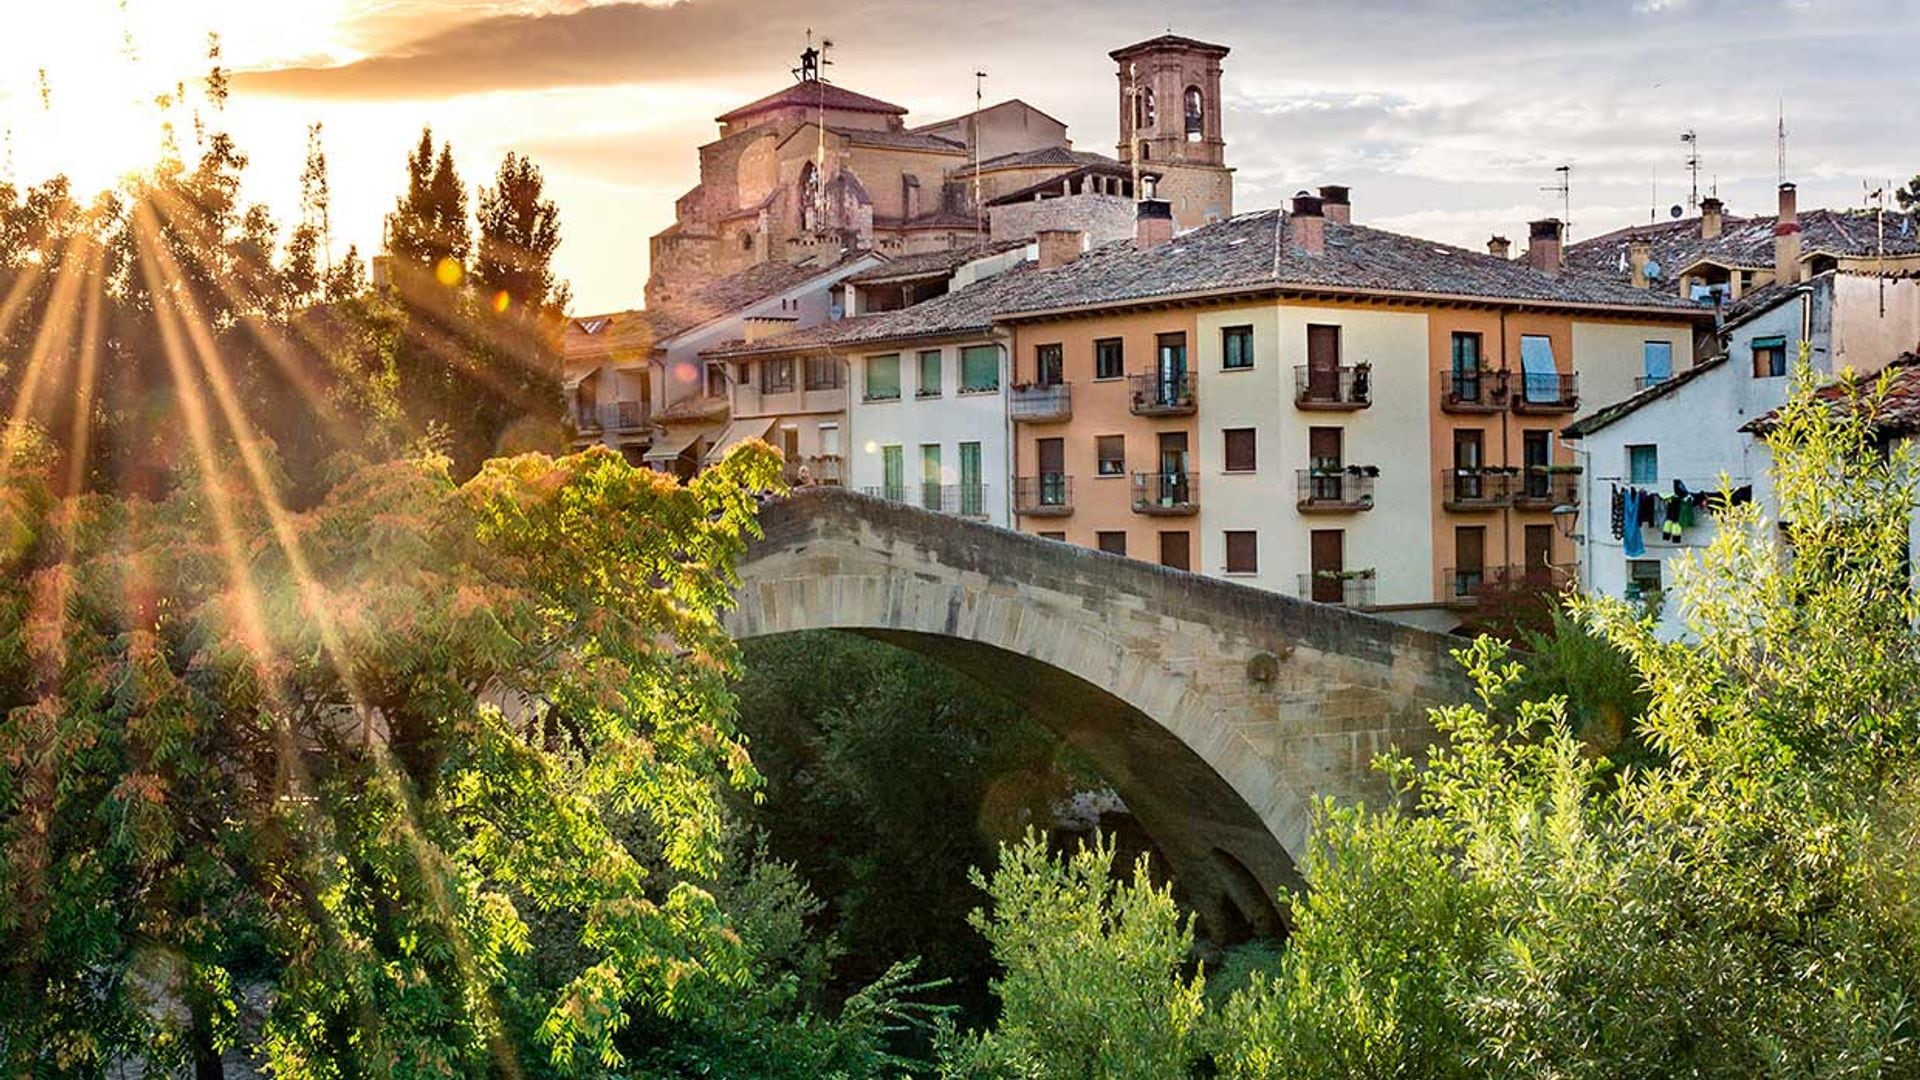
{"left": 703, "top": 417, "right": 777, "bottom": 465}
{"left": 563, "top": 368, "right": 598, "bottom": 391}
{"left": 642, "top": 423, "right": 715, "bottom": 463}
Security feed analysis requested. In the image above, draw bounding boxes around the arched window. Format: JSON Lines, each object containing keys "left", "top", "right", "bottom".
{"left": 1185, "top": 86, "right": 1205, "bottom": 141}
{"left": 1138, "top": 141, "right": 1151, "bottom": 162}
{"left": 1135, "top": 86, "right": 1156, "bottom": 132}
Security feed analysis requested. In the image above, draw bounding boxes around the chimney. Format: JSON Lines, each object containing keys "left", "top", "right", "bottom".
{"left": 1700, "top": 196, "right": 1724, "bottom": 240}
{"left": 1135, "top": 198, "right": 1174, "bottom": 250}
{"left": 1487, "top": 235, "right": 1512, "bottom": 260}
{"left": 1036, "top": 229, "right": 1086, "bottom": 269}
{"left": 1628, "top": 238, "right": 1652, "bottom": 289}
{"left": 1774, "top": 182, "right": 1802, "bottom": 285}
{"left": 1291, "top": 192, "right": 1326, "bottom": 256}
{"left": 1318, "top": 185, "right": 1351, "bottom": 225}
{"left": 1526, "top": 218, "right": 1565, "bottom": 274}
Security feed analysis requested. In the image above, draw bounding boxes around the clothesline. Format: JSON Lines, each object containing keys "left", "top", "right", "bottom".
{"left": 1611, "top": 480, "right": 1753, "bottom": 558}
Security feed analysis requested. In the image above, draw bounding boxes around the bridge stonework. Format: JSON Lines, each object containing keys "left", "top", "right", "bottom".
{"left": 727, "top": 489, "right": 1469, "bottom": 938}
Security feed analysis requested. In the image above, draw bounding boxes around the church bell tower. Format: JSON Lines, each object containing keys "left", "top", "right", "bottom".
{"left": 1111, "top": 35, "right": 1233, "bottom": 228}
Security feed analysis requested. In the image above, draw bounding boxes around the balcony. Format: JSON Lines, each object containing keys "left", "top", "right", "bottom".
{"left": 1132, "top": 471, "right": 1198, "bottom": 516}
{"left": 1442, "top": 468, "right": 1513, "bottom": 511}
{"left": 865, "top": 482, "right": 991, "bottom": 519}
{"left": 1009, "top": 382, "right": 1073, "bottom": 423}
{"left": 1014, "top": 474, "right": 1073, "bottom": 517}
{"left": 1437, "top": 370, "right": 1509, "bottom": 413}
{"left": 784, "top": 455, "right": 844, "bottom": 486}
{"left": 1297, "top": 570, "right": 1376, "bottom": 609}
{"left": 1443, "top": 564, "right": 1568, "bottom": 607}
{"left": 1296, "top": 468, "right": 1377, "bottom": 513}
{"left": 1512, "top": 372, "right": 1580, "bottom": 414}
{"left": 577, "top": 400, "right": 648, "bottom": 434}
{"left": 1633, "top": 374, "right": 1670, "bottom": 392}
{"left": 1128, "top": 372, "right": 1196, "bottom": 416}
{"left": 1293, "top": 365, "right": 1373, "bottom": 411}
{"left": 1512, "top": 467, "right": 1581, "bottom": 510}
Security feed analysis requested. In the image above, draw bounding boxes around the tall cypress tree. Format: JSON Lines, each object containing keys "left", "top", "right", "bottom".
{"left": 385, "top": 127, "right": 467, "bottom": 271}
{"left": 475, "top": 152, "right": 562, "bottom": 315}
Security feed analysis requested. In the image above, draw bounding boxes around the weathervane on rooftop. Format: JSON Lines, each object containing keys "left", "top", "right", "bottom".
{"left": 794, "top": 30, "right": 833, "bottom": 83}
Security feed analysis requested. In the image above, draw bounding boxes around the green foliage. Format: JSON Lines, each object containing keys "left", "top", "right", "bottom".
{"left": 387, "top": 127, "right": 471, "bottom": 272}
{"left": 731, "top": 632, "right": 1082, "bottom": 1024}
{"left": 477, "top": 152, "right": 566, "bottom": 317}
{"left": 940, "top": 834, "right": 1208, "bottom": 1080}
{"left": 0, "top": 442, "right": 814, "bottom": 1074}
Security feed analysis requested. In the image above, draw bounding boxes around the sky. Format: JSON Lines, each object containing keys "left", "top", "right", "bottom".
{"left": 3, "top": 0, "right": 1916, "bottom": 313}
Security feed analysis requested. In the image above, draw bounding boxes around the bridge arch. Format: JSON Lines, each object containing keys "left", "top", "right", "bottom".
{"left": 728, "top": 489, "right": 1467, "bottom": 936}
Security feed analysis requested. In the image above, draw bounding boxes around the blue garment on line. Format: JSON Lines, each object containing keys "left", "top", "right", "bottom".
{"left": 1622, "top": 488, "right": 1646, "bottom": 558}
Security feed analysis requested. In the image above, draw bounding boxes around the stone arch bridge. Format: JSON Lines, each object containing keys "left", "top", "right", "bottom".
{"left": 726, "top": 488, "right": 1469, "bottom": 938}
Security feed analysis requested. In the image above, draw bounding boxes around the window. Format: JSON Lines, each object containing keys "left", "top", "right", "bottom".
{"left": 1135, "top": 85, "right": 1156, "bottom": 130}
{"left": 1454, "top": 525, "right": 1486, "bottom": 595}
{"left": 921, "top": 444, "right": 943, "bottom": 510}
{"left": 1223, "top": 428, "right": 1256, "bottom": 472}
{"left": 917, "top": 349, "right": 943, "bottom": 397}
{"left": 1096, "top": 435, "right": 1125, "bottom": 477}
{"left": 706, "top": 362, "right": 727, "bottom": 398}
{"left": 1519, "top": 334, "right": 1559, "bottom": 402}
{"left": 1159, "top": 531, "right": 1191, "bottom": 571}
{"left": 819, "top": 423, "right": 840, "bottom": 458}
{"left": 1752, "top": 336, "right": 1788, "bottom": 378}
{"left": 1097, "top": 531, "right": 1128, "bottom": 556}
{"left": 804, "top": 357, "right": 841, "bottom": 390}
{"left": 1221, "top": 325, "right": 1254, "bottom": 370}
{"left": 865, "top": 354, "right": 900, "bottom": 401}
{"left": 1643, "top": 340, "right": 1673, "bottom": 384}
{"left": 1451, "top": 332, "right": 1482, "bottom": 374}
{"left": 961, "top": 345, "right": 1000, "bottom": 393}
{"left": 1626, "top": 559, "right": 1663, "bottom": 601}
{"left": 1039, "top": 531, "right": 1067, "bottom": 542}
{"left": 881, "top": 444, "right": 904, "bottom": 500}
{"left": 760, "top": 357, "right": 794, "bottom": 394}
{"left": 1157, "top": 332, "right": 1188, "bottom": 375}
{"left": 1184, "top": 86, "right": 1204, "bottom": 140}
{"left": 1309, "top": 529, "right": 1344, "bottom": 603}
{"left": 1224, "top": 530, "right": 1257, "bottom": 573}
{"left": 1095, "top": 338, "right": 1124, "bottom": 380}
{"left": 1523, "top": 429, "right": 1551, "bottom": 499}
{"left": 1628, "top": 444, "right": 1658, "bottom": 485}
{"left": 1034, "top": 343, "right": 1064, "bottom": 387}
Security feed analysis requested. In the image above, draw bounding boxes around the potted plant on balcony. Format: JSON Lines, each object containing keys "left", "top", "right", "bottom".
{"left": 1351, "top": 361, "right": 1371, "bottom": 401}
{"left": 1543, "top": 463, "right": 1583, "bottom": 475}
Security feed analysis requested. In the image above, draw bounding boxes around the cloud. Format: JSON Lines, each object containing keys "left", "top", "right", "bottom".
{"left": 235, "top": 0, "right": 789, "bottom": 100}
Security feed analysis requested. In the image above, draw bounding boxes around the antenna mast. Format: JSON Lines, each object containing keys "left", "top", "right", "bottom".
{"left": 1776, "top": 102, "right": 1788, "bottom": 185}
{"left": 974, "top": 69, "right": 986, "bottom": 240}
{"left": 1680, "top": 129, "right": 1701, "bottom": 212}
{"left": 1540, "top": 164, "right": 1571, "bottom": 238}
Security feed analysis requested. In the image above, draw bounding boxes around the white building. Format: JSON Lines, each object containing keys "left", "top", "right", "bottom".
{"left": 1564, "top": 270, "right": 1920, "bottom": 638}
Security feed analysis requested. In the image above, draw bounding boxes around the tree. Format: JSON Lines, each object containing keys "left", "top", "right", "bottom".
{"left": 939, "top": 834, "right": 1209, "bottom": 1080}
{"left": 0, "top": 439, "right": 800, "bottom": 1073}
{"left": 476, "top": 152, "right": 563, "bottom": 316}
{"left": 1897, "top": 173, "right": 1919, "bottom": 210}
{"left": 385, "top": 128, "right": 469, "bottom": 273}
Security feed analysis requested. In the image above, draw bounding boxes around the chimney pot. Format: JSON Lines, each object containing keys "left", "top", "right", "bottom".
{"left": 1291, "top": 192, "right": 1326, "bottom": 255}
{"left": 1135, "top": 198, "right": 1174, "bottom": 250}
{"left": 1774, "top": 182, "right": 1802, "bottom": 285}
{"left": 1318, "top": 184, "right": 1351, "bottom": 225}
{"left": 1525, "top": 218, "right": 1565, "bottom": 274}
{"left": 1487, "top": 235, "right": 1512, "bottom": 260}
{"left": 1700, "top": 196, "right": 1725, "bottom": 240}
{"left": 1628, "top": 238, "right": 1653, "bottom": 289}
{"left": 1036, "top": 228, "right": 1086, "bottom": 269}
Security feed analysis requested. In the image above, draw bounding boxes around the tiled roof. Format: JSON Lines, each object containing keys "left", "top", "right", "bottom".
{"left": 845, "top": 240, "right": 1028, "bottom": 286}
{"left": 1567, "top": 207, "right": 1920, "bottom": 281}
{"left": 718, "top": 80, "right": 908, "bottom": 124}
{"left": 833, "top": 126, "right": 966, "bottom": 153}
{"left": 1110, "top": 34, "right": 1230, "bottom": 59}
{"left": 959, "top": 146, "right": 1119, "bottom": 176}
{"left": 896, "top": 208, "right": 983, "bottom": 229}
{"left": 995, "top": 209, "right": 1708, "bottom": 319}
{"left": 704, "top": 261, "right": 1040, "bottom": 359}
{"left": 564, "top": 310, "right": 651, "bottom": 363}
{"left": 910, "top": 98, "right": 1071, "bottom": 137}
{"left": 644, "top": 253, "right": 869, "bottom": 343}
{"left": 1561, "top": 356, "right": 1729, "bottom": 439}
{"left": 1743, "top": 353, "right": 1920, "bottom": 435}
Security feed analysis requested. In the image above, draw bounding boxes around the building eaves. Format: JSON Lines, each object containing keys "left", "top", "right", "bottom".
{"left": 1742, "top": 353, "right": 1920, "bottom": 435}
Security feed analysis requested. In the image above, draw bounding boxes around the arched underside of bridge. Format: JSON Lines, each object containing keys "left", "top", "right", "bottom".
{"left": 728, "top": 490, "right": 1470, "bottom": 939}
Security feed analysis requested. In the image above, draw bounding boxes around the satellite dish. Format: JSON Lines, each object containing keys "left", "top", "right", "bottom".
{"left": 1669, "top": 205, "right": 1685, "bottom": 219}
{"left": 1645, "top": 258, "right": 1662, "bottom": 280}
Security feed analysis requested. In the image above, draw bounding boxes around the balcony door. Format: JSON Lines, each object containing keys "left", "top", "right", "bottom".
{"left": 1309, "top": 426, "right": 1343, "bottom": 502}
{"left": 1156, "top": 333, "right": 1188, "bottom": 403}
{"left": 1037, "top": 437, "right": 1066, "bottom": 506}
{"left": 1523, "top": 429, "right": 1551, "bottom": 499}
{"left": 1453, "top": 428, "right": 1484, "bottom": 500}
{"left": 1455, "top": 525, "right": 1485, "bottom": 595}
{"left": 1157, "top": 431, "right": 1189, "bottom": 505}
{"left": 1524, "top": 524, "right": 1554, "bottom": 584}
{"left": 1310, "top": 528, "right": 1344, "bottom": 604}
{"left": 1307, "top": 324, "right": 1341, "bottom": 401}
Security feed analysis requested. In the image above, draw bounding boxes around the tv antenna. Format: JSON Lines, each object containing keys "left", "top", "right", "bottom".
{"left": 1866, "top": 179, "right": 1890, "bottom": 315}
{"left": 973, "top": 69, "right": 987, "bottom": 238}
{"left": 1776, "top": 101, "right": 1788, "bottom": 185}
{"left": 1541, "top": 164, "right": 1570, "bottom": 237}
{"left": 1680, "top": 129, "right": 1701, "bottom": 211}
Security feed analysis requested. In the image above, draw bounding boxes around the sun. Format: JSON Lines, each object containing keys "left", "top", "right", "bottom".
{"left": 0, "top": 0, "right": 362, "bottom": 192}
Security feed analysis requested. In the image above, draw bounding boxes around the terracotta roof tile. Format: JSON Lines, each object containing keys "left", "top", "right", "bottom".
{"left": 718, "top": 80, "right": 907, "bottom": 124}
{"left": 1567, "top": 208, "right": 1920, "bottom": 281}
{"left": 845, "top": 241, "right": 1027, "bottom": 286}
{"left": 1743, "top": 353, "right": 1920, "bottom": 435}
{"left": 705, "top": 261, "right": 1040, "bottom": 358}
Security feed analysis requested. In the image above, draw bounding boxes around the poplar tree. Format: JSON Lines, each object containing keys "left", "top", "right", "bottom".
{"left": 475, "top": 151, "right": 563, "bottom": 315}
